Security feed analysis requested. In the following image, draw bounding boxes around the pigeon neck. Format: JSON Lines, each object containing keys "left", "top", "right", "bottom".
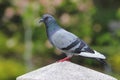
{"left": 45, "top": 21, "right": 61, "bottom": 38}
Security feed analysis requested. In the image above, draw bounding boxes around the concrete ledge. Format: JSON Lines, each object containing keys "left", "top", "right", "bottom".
{"left": 16, "top": 61, "right": 117, "bottom": 80}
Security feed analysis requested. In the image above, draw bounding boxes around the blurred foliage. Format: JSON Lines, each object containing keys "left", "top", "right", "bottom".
{"left": 0, "top": 0, "right": 120, "bottom": 80}
{"left": 0, "top": 58, "right": 25, "bottom": 80}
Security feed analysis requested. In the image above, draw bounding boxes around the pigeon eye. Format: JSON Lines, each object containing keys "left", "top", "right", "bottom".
{"left": 44, "top": 16, "right": 49, "bottom": 21}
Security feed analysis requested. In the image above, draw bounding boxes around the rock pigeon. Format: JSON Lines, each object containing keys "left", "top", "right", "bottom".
{"left": 39, "top": 14, "right": 106, "bottom": 62}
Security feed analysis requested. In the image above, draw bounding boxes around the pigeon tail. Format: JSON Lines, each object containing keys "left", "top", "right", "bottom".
{"left": 77, "top": 50, "right": 106, "bottom": 59}
{"left": 96, "top": 58, "right": 112, "bottom": 74}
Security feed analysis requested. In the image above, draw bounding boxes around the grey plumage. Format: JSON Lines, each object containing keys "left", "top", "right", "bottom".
{"left": 40, "top": 14, "right": 106, "bottom": 59}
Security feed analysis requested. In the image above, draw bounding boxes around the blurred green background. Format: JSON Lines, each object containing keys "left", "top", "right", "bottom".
{"left": 0, "top": 0, "right": 120, "bottom": 80}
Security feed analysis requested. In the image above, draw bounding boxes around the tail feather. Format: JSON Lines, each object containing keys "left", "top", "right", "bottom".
{"left": 76, "top": 50, "right": 112, "bottom": 73}
{"left": 96, "top": 58, "right": 112, "bottom": 74}
{"left": 77, "top": 50, "right": 106, "bottom": 59}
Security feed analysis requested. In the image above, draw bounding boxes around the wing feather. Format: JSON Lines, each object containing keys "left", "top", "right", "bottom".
{"left": 51, "top": 29, "right": 78, "bottom": 49}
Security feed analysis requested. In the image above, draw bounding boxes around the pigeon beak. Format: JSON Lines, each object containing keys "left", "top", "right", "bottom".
{"left": 39, "top": 18, "right": 44, "bottom": 23}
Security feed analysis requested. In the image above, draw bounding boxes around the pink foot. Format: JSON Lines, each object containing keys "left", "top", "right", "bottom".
{"left": 57, "top": 57, "right": 71, "bottom": 62}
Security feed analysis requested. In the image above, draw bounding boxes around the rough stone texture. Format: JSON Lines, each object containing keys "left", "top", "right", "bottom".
{"left": 17, "top": 61, "right": 117, "bottom": 80}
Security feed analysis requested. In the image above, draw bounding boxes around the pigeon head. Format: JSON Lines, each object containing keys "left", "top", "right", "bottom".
{"left": 39, "top": 14, "right": 61, "bottom": 38}
{"left": 39, "top": 14, "right": 60, "bottom": 29}
{"left": 39, "top": 14, "right": 56, "bottom": 24}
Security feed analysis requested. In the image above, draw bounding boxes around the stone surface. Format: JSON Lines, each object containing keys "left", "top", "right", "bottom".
{"left": 17, "top": 61, "right": 117, "bottom": 80}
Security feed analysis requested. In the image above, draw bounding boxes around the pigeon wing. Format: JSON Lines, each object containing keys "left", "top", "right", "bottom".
{"left": 51, "top": 29, "right": 92, "bottom": 53}
{"left": 51, "top": 29, "right": 78, "bottom": 49}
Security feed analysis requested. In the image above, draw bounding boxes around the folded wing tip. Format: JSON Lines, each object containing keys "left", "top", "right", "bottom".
{"left": 77, "top": 50, "right": 106, "bottom": 59}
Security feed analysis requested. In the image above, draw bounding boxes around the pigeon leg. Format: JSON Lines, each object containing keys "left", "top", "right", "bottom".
{"left": 57, "top": 57, "right": 71, "bottom": 62}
